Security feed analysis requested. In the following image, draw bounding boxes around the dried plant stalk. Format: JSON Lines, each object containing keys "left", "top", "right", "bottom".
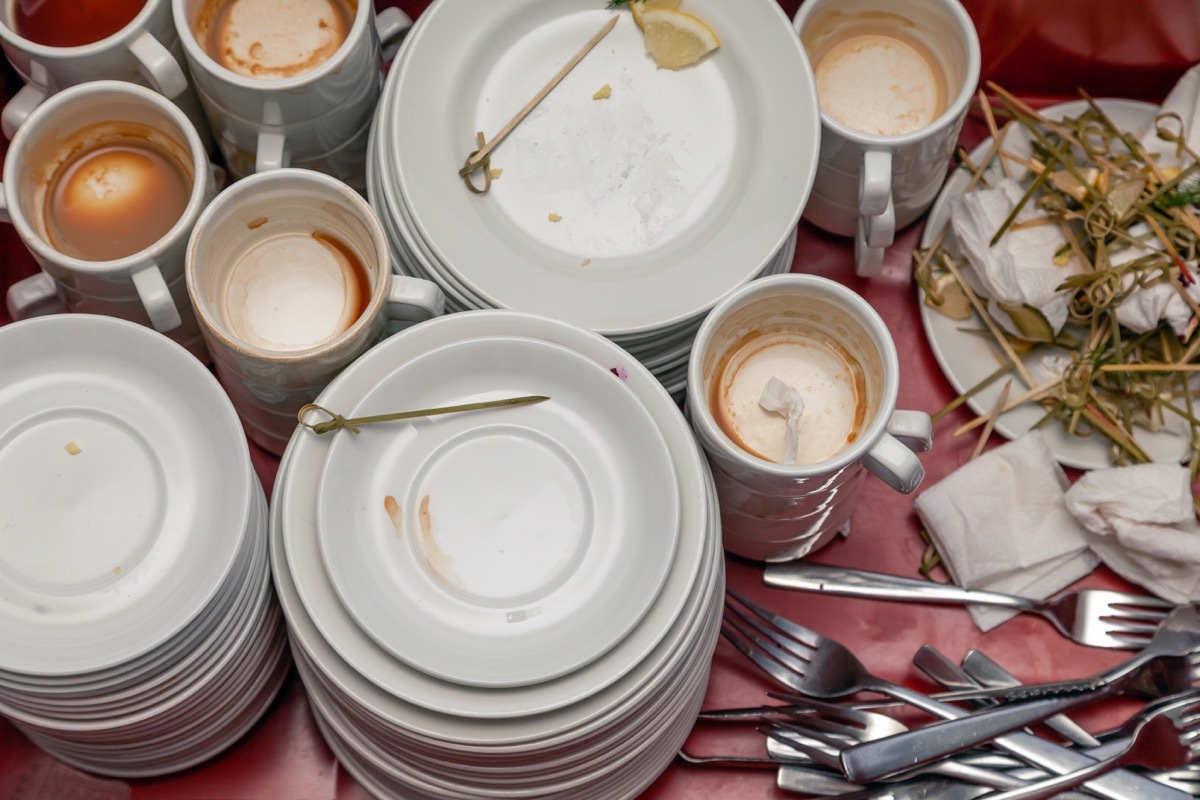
{"left": 916, "top": 87, "right": 1200, "bottom": 468}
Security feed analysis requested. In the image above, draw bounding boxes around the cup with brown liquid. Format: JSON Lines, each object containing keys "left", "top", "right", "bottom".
{"left": 686, "top": 274, "right": 932, "bottom": 561}
{"left": 0, "top": 0, "right": 211, "bottom": 144}
{"left": 1, "top": 80, "right": 218, "bottom": 361}
{"left": 186, "top": 168, "right": 446, "bottom": 454}
{"left": 173, "top": 0, "right": 411, "bottom": 189}
{"left": 793, "top": 0, "right": 980, "bottom": 276}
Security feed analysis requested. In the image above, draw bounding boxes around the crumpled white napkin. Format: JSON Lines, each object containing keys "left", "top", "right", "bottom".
{"left": 1106, "top": 222, "right": 1200, "bottom": 336}
{"left": 950, "top": 178, "right": 1081, "bottom": 336}
{"left": 1139, "top": 62, "right": 1200, "bottom": 170}
{"left": 1065, "top": 463, "right": 1200, "bottom": 604}
{"left": 914, "top": 431, "right": 1099, "bottom": 631}
{"left": 758, "top": 376, "right": 805, "bottom": 465}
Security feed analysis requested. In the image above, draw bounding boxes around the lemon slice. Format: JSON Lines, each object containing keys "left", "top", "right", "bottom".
{"left": 640, "top": 8, "right": 720, "bottom": 70}
{"left": 629, "top": 0, "right": 682, "bottom": 30}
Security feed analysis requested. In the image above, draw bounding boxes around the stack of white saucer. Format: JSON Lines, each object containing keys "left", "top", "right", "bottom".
{"left": 272, "top": 309, "right": 724, "bottom": 799}
{"left": 0, "top": 315, "right": 290, "bottom": 778}
{"left": 365, "top": 0, "right": 819, "bottom": 395}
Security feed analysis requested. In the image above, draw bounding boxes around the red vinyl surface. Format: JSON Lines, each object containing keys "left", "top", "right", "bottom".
{"left": 2, "top": 2, "right": 1199, "bottom": 798}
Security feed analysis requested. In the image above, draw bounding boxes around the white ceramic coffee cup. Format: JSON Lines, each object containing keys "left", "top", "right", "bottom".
{"left": 1, "top": 81, "right": 217, "bottom": 361}
{"left": 686, "top": 274, "right": 932, "bottom": 562}
{"left": 793, "top": 0, "right": 980, "bottom": 276}
{"left": 173, "top": 0, "right": 411, "bottom": 188}
{"left": 185, "top": 168, "right": 446, "bottom": 455}
{"left": 0, "top": 0, "right": 212, "bottom": 143}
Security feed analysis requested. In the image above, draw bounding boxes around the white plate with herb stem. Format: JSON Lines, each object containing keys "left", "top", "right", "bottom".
{"left": 918, "top": 98, "right": 1191, "bottom": 471}
{"left": 386, "top": 0, "right": 818, "bottom": 338}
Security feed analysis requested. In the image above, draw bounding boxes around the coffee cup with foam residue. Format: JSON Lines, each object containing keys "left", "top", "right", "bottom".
{"left": 185, "top": 167, "right": 446, "bottom": 454}
{"left": 172, "top": 0, "right": 412, "bottom": 191}
{"left": 1, "top": 80, "right": 218, "bottom": 362}
{"left": 793, "top": 0, "right": 980, "bottom": 276}
{"left": 686, "top": 274, "right": 932, "bottom": 562}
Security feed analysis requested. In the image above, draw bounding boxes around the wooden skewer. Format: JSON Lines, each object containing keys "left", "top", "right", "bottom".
{"left": 970, "top": 379, "right": 1011, "bottom": 460}
{"left": 463, "top": 15, "right": 618, "bottom": 170}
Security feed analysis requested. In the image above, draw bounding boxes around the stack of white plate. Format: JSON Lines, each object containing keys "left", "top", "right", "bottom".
{"left": 0, "top": 315, "right": 290, "bottom": 778}
{"left": 365, "top": 0, "right": 819, "bottom": 395}
{"left": 272, "top": 309, "right": 724, "bottom": 799}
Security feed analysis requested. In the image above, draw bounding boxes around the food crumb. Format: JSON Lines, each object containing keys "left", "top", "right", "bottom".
{"left": 593, "top": 83, "right": 612, "bottom": 100}
{"left": 548, "top": 212, "right": 562, "bottom": 223}
{"left": 113, "top": 566, "right": 121, "bottom": 575}
{"left": 489, "top": 168, "right": 503, "bottom": 180}
{"left": 65, "top": 441, "right": 81, "bottom": 455}
{"left": 581, "top": 257, "right": 591, "bottom": 267}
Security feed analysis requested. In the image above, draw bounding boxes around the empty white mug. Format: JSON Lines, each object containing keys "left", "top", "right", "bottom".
{"left": 2, "top": 81, "right": 217, "bottom": 361}
{"left": 793, "top": 0, "right": 980, "bottom": 276}
{"left": 686, "top": 274, "right": 932, "bottom": 561}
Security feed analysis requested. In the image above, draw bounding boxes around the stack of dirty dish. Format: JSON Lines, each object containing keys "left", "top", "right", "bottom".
{"left": 0, "top": 315, "right": 289, "bottom": 778}
{"left": 365, "top": 0, "right": 819, "bottom": 395}
{"left": 272, "top": 309, "right": 724, "bottom": 799}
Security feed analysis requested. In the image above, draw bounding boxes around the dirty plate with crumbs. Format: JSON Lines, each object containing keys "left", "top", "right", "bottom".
{"left": 378, "top": 0, "right": 819, "bottom": 337}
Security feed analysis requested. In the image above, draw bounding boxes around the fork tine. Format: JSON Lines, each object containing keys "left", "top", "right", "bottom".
{"left": 724, "top": 604, "right": 815, "bottom": 675}
{"left": 719, "top": 625, "right": 808, "bottom": 694}
{"left": 765, "top": 692, "right": 873, "bottom": 734}
{"left": 763, "top": 723, "right": 843, "bottom": 769}
{"left": 727, "top": 589, "right": 824, "bottom": 649}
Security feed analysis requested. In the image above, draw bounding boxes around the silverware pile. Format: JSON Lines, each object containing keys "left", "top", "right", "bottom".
{"left": 682, "top": 581, "right": 1200, "bottom": 800}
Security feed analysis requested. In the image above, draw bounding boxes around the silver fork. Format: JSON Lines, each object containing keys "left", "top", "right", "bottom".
{"left": 721, "top": 589, "right": 1193, "bottom": 800}
{"left": 837, "top": 605, "right": 1200, "bottom": 781}
{"left": 975, "top": 690, "right": 1200, "bottom": 800}
{"left": 763, "top": 563, "right": 1174, "bottom": 649}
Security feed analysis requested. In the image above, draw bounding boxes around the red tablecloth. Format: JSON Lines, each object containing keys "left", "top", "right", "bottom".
{"left": 2, "top": 2, "right": 1199, "bottom": 798}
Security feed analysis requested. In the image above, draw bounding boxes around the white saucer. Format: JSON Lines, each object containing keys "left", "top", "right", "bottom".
{"left": 0, "top": 315, "right": 252, "bottom": 676}
{"left": 275, "top": 310, "right": 713, "bottom": 736}
{"left": 316, "top": 335, "right": 679, "bottom": 687}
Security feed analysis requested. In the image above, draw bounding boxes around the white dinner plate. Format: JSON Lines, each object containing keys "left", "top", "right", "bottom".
{"left": 316, "top": 335, "right": 680, "bottom": 687}
{"left": 387, "top": 0, "right": 818, "bottom": 336}
{"left": 0, "top": 315, "right": 253, "bottom": 675}
{"left": 276, "top": 310, "right": 712, "bottom": 734}
{"left": 919, "top": 98, "right": 1189, "bottom": 469}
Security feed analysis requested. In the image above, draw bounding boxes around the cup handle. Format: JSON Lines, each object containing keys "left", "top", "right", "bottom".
{"left": 130, "top": 263, "right": 182, "bottom": 332}
{"left": 854, "top": 222, "right": 885, "bottom": 277}
{"left": 255, "top": 131, "right": 289, "bottom": 172}
{"left": 375, "top": 6, "right": 413, "bottom": 63}
{"left": 887, "top": 409, "right": 933, "bottom": 453}
{"left": 859, "top": 149, "right": 891, "bottom": 217}
{"left": 384, "top": 274, "right": 446, "bottom": 323}
{"left": 6, "top": 271, "right": 63, "bottom": 320}
{"left": 862, "top": 432, "right": 926, "bottom": 494}
{"left": 127, "top": 31, "right": 188, "bottom": 100}
{"left": 1, "top": 66, "right": 49, "bottom": 139}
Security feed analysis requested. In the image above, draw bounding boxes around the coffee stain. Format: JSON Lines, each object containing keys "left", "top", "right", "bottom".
{"left": 419, "top": 495, "right": 462, "bottom": 588}
{"left": 247, "top": 216, "right": 268, "bottom": 229}
{"left": 383, "top": 495, "right": 403, "bottom": 539}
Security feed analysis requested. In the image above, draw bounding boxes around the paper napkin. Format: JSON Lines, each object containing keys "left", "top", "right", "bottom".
{"left": 914, "top": 431, "right": 1099, "bottom": 631}
{"left": 758, "top": 376, "right": 805, "bottom": 465}
{"left": 1138, "top": 61, "right": 1200, "bottom": 170}
{"left": 1064, "top": 463, "right": 1200, "bottom": 604}
{"left": 949, "top": 178, "right": 1081, "bottom": 337}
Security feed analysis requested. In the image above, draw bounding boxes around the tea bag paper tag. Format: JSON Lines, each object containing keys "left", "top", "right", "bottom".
{"left": 758, "top": 376, "right": 804, "bottom": 465}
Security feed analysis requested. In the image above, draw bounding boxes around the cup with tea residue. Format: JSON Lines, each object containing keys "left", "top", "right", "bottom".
{"left": 793, "top": 0, "right": 980, "bottom": 276}
{"left": 172, "top": 0, "right": 411, "bottom": 190}
{"left": 185, "top": 168, "right": 447, "bottom": 455}
{"left": 1, "top": 80, "right": 219, "bottom": 361}
{"left": 0, "top": 0, "right": 214, "bottom": 146}
{"left": 686, "top": 274, "right": 932, "bottom": 562}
